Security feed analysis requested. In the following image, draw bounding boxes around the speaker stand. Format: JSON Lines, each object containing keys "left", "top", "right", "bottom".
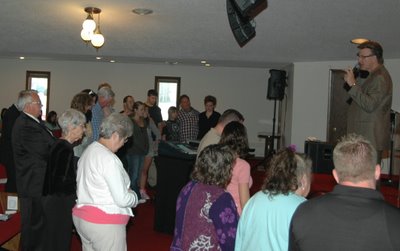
{"left": 257, "top": 99, "right": 280, "bottom": 169}
{"left": 381, "top": 111, "right": 399, "bottom": 187}
{"left": 270, "top": 99, "right": 277, "bottom": 156}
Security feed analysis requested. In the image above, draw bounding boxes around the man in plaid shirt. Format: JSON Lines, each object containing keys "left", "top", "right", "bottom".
{"left": 177, "top": 94, "right": 199, "bottom": 143}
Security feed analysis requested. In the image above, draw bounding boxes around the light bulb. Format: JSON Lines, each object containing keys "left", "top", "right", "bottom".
{"left": 91, "top": 30, "right": 104, "bottom": 48}
{"left": 82, "top": 15, "right": 96, "bottom": 31}
{"left": 80, "top": 29, "right": 93, "bottom": 42}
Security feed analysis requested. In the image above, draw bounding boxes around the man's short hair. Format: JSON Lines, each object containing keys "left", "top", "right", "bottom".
{"left": 218, "top": 109, "right": 244, "bottom": 125}
{"left": 333, "top": 134, "right": 377, "bottom": 183}
{"left": 98, "top": 82, "right": 112, "bottom": 90}
{"left": 97, "top": 87, "right": 115, "bottom": 99}
{"left": 179, "top": 94, "right": 190, "bottom": 103}
{"left": 17, "top": 90, "right": 38, "bottom": 111}
{"left": 358, "top": 41, "right": 384, "bottom": 64}
{"left": 147, "top": 89, "right": 158, "bottom": 97}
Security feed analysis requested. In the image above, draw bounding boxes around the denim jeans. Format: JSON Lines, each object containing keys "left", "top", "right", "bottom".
{"left": 127, "top": 154, "right": 145, "bottom": 198}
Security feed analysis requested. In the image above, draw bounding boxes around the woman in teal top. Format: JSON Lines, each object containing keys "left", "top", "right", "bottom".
{"left": 235, "top": 148, "right": 312, "bottom": 251}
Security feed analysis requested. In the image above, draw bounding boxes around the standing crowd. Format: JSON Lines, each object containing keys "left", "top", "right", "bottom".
{"left": 0, "top": 81, "right": 247, "bottom": 250}
{"left": 0, "top": 40, "right": 399, "bottom": 251}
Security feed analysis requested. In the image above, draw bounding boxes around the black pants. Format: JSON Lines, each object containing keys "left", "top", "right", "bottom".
{"left": 20, "top": 197, "right": 45, "bottom": 251}
{"left": 42, "top": 194, "right": 76, "bottom": 251}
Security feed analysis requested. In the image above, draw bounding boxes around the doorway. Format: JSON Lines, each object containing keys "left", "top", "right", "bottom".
{"left": 327, "top": 69, "right": 349, "bottom": 145}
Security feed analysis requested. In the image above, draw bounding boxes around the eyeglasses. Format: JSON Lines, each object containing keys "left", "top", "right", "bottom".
{"left": 357, "top": 53, "right": 375, "bottom": 59}
{"left": 124, "top": 138, "right": 128, "bottom": 143}
{"left": 31, "top": 101, "right": 43, "bottom": 107}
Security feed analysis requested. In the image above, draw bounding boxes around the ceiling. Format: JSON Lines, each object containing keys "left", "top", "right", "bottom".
{"left": 1, "top": 0, "right": 400, "bottom": 68}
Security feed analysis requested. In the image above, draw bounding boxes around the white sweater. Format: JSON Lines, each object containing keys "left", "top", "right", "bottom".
{"left": 75, "top": 141, "right": 138, "bottom": 216}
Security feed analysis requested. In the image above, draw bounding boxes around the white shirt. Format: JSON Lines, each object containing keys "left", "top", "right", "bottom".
{"left": 75, "top": 141, "right": 138, "bottom": 216}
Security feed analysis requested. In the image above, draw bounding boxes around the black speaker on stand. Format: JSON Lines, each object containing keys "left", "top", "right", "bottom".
{"left": 267, "top": 69, "right": 286, "bottom": 101}
{"left": 264, "top": 69, "right": 287, "bottom": 160}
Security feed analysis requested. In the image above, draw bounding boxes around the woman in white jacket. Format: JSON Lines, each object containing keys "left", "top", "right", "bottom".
{"left": 73, "top": 113, "right": 139, "bottom": 251}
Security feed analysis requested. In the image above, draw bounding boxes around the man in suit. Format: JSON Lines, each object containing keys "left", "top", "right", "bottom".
{"left": 12, "top": 90, "right": 55, "bottom": 251}
{"left": 344, "top": 40, "right": 392, "bottom": 164}
{"left": 289, "top": 134, "right": 400, "bottom": 251}
{"left": 0, "top": 100, "right": 21, "bottom": 192}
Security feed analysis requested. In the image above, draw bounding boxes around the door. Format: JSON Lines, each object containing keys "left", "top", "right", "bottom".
{"left": 327, "top": 69, "right": 349, "bottom": 145}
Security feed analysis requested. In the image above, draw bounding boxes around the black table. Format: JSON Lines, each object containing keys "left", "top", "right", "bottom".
{"left": 258, "top": 133, "right": 281, "bottom": 158}
{"left": 153, "top": 155, "right": 195, "bottom": 234}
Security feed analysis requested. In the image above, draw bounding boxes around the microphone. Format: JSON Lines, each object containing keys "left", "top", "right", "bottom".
{"left": 352, "top": 63, "right": 360, "bottom": 79}
{"left": 344, "top": 63, "right": 360, "bottom": 104}
{"left": 343, "top": 63, "right": 359, "bottom": 92}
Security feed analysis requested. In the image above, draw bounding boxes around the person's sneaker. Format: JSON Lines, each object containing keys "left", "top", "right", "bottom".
{"left": 140, "top": 190, "right": 150, "bottom": 200}
{"left": 138, "top": 198, "right": 146, "bottom": 204}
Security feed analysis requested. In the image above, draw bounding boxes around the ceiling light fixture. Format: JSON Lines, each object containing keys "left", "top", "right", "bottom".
{"left": 350, "top": 38, "right": 369, "bottom": 44}
{"left": 81, "top": 7, "right": 105, "bottom": 50}
{"left": 132, "top": 8, "right": 153, "bottom": 15}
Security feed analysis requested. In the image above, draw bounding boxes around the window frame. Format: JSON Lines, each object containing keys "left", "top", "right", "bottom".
{"left": 154, "top": 76, "right": 181, "bottom": 119}
{"left": 26, "top": 71, "right": 51, "bottom": 120}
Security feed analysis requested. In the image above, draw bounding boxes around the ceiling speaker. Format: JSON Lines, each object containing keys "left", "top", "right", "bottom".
{"left": 227, "top": 0, "right": 256, "bottom": 47}
{"left": 231, "top": 0, "right": 268, "bottom": 19}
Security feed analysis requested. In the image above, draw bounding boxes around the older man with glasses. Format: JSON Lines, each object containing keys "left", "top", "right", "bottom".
{"left": 11, "top": 89, "right": 55, "bottom": 251}
{"left": 343, "top": 40, "right": 392, "bottom": 164}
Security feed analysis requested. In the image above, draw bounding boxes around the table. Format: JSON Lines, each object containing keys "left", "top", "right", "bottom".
{"left": 257, "top": 133, "right": 281, "bottom": 159}
{"left": 153, "top": 155, "right": 195, "bottom": 234}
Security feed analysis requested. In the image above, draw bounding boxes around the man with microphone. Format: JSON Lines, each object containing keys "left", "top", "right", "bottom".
{"left": 344, "top": 40, "right": 392, "bottom": 164}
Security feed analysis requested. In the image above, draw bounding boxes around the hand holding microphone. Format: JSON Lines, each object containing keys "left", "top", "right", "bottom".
{"left": 343, "top": 64, "right": 359, "bottom": 87}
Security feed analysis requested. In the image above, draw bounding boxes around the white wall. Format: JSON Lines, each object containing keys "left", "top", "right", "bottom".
{"left": 0, "top": 58, "right": 276, "bottom": 156}
{"left": 2, "top": 58, "right": 399, "bottom": 155}
{"left": 290, "top": 59, "right": 400, "bottom": 152}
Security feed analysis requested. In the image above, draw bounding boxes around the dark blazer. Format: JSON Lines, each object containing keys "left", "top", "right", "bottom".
{"left": 43, "top": 139, "right": 77, "bottom": 196}
{"left": 289, "top": 185, "right": 400, "bottom": 251}
{"left": 12, "top": 112, "right": 55, "bottom": 197}
{"left": 347, "top": 64, "right": 392, "bottom": 151}
{"left": 42, "top": 139, "right": 77, "bottom": 251}
{"left": 0, "top": 104, "right": 20, "bottom": 192}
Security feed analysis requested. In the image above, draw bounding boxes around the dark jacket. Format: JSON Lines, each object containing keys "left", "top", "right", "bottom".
{"left": 0, "top": 104, "right": 20, "bottom": 192}
{"left": 12, "top": 112, "right": 55, "bottom": 197}
{"left": 43, "top": 139, "right": 77, "bottom": 196}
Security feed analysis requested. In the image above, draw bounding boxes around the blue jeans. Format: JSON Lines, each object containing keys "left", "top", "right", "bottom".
{"left": 127, "top": 154, "right": 144, "bottom": 198}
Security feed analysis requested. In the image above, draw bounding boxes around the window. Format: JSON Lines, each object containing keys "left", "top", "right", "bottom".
{"left": 155, "top": 76, "right": 180, "bottom": 120}
{"left": 26, "top": 71, "right": 50, "bottom": 120}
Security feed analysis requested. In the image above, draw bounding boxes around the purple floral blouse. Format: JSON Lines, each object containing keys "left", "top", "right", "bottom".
{"left": 171, "top": 180, "right": 239, "bottom": 251}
